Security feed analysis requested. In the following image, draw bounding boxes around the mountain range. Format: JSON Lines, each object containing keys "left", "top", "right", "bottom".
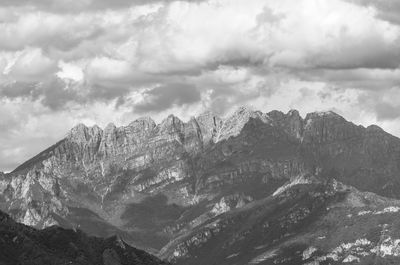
{"left": 2, "top": 106, "right": 400, "bottom": 264}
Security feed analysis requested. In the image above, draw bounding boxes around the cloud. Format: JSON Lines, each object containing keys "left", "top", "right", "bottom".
{"left": 263, "top": 0, "right": 400, "bottom": 70}
{"left": 0, "top": 10, "right": 105, "bottom": 51}
{"left": 374, "top": 103, "right": 400, "bottom": 121}
{"left": 56, "top": 61, "right": 84, "bottom": 81}
{"left": 4, "top": 48, "right": 56, "bottom": 81}
{"left": 85, "top": 57, "right": 134, "bottom": 84}
{"left": 294, "top": 68, "right": 400, "bottom": 90}
{"left": 0, "top": 0, "right": 204, "bottom": 13}
{"left": 134, "top": 83, "right": 201, "bottom": 113}
{"left": 2, "top": 0, "right": 399, "bottom": 84}
{"left": 347, "top": 0, "right": 400, "bottom": 25}
{"left": 1, "top": 0, "right": 400, "bottom": 171}
{"left": 356, "top": 87, "right": 400, "bottom": 122}
{"left": 0, "top": 78, "right": 78, "bottom": 110}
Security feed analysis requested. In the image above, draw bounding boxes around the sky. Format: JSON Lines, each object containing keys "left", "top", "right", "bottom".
{"left": 0, "top": 0, "right": 399, "bottom": 172}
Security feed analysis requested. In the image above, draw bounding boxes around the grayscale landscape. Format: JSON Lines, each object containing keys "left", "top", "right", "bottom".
{"left": 1, "top": 0, "right": 400, "bottom": 265}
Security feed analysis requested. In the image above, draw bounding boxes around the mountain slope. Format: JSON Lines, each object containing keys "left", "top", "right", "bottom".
{"left": 160, "top": 175, "right": 400, "bottom": 264}
{"left": 0, "top": 209, "right": 168, "bottom": 265}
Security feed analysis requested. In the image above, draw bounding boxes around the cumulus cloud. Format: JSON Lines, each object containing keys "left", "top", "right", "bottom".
{"left": 0, "top": 0, "right": 400, "bottom": 171}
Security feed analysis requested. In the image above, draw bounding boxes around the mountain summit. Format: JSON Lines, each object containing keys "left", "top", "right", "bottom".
{"left": 2, "top": 107, "right": 400, "bottom": 264}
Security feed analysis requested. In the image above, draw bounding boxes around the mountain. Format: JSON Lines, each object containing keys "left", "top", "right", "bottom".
{"left": 2, "top": 107, "right": 400, "bottom": 264}
{"left": 0, "top": 209, "right": 168, "bottom": 265}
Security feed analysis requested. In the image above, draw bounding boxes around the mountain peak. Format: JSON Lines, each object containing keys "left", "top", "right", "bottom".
{"left": 68, "top": 123, "right": 102, "bottom": 144}
{"left": 129, "top": 116, "right": 156, "bottom": 127}
{"left": 216, "top": 106, "right": 264, "bottom": 141}
{"left": 366, "top": 124, "right": 384, "bottom": 133}
{"left": 104, "top": 122, "right": 117, "bottom": 131}
{"left": 159, "top": 114, "right": 184, "bottom": 131}
{"left": 68, "top": 123, "right": 88, "bottom": 137}
{"left": 195, "top": 111, "right": 222, "bottom": 144}
{"left": 128, "top": 117, "right": 156, "bottom": 135}
{"left": 306, "top": 110, "right": 344, "bottom": 120}
{"left": 287, "top": 109, "right": 301, "bottom": 117}
{"left": 230, "top": 105, "right": 259, "bottom": 119}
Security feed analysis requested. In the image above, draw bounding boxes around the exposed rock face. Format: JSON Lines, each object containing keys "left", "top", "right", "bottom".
{"left": 3, "top": 107, "right": 400, "bottom": 264}
{"left": 0, "top": 210, "right": 168, "bottom": 265}
{"left": 267, "top": 109, "right": 303, "bottom": 139}
{"left": 195, "top": 111, "right": 222, "bottom": 145}
{"left": 216, "top": 106, "right": 268, "bottom": 141}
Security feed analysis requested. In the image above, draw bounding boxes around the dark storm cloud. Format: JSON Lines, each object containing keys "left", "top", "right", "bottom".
{"left": 134, "top": 83, "right": 201, "bottom": 113}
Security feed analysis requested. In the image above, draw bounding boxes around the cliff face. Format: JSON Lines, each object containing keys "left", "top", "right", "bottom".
{"left": 2, "top": 107, "right": 400, "bottom": 263}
